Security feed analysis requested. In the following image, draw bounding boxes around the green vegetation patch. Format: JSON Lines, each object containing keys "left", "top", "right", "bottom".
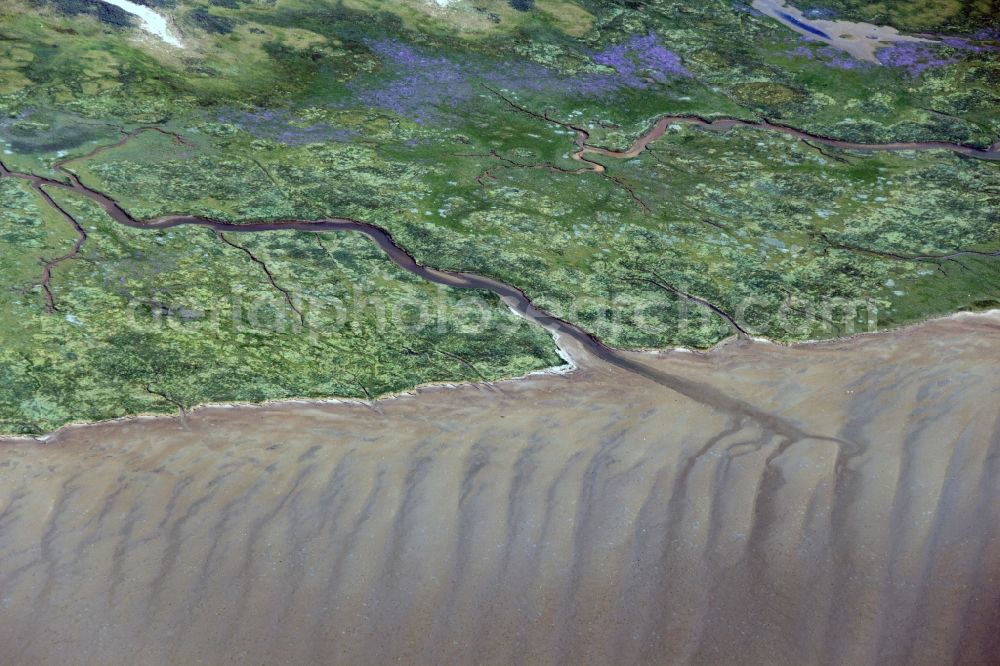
{"left": 0, "top": 188, "right": 559, "bottom": 435}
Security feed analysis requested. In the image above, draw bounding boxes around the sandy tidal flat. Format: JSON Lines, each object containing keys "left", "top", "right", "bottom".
{"left": 751, "top": 0, "right": 932, "bottom": 62}
{"left": 1, "top": 313, "right": 999, "bottom": 664}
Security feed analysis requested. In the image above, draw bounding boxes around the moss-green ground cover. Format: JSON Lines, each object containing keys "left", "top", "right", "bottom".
{"left": 0, "top": 186, "right": 558, "bottom": 435}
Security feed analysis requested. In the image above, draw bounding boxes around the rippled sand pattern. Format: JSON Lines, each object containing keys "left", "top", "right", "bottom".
{"left": 1, "top": 313, "right": 999, "bottom": 665}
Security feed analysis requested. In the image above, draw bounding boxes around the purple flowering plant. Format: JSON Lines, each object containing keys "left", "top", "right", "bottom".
{"left": 591, "top": 33, "right": 692, "bottom": 86}
{"left": 347, "top": 34, "right": 691, "bottom": 123}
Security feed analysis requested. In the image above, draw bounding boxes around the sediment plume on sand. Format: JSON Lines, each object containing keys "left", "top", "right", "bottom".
{"left": 0, "top": 312, "right": 998, "bottom": 665}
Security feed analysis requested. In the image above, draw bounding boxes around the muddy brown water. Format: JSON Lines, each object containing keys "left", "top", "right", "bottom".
{"left": 1, "top": 311, "right": 998, "bottom": 665}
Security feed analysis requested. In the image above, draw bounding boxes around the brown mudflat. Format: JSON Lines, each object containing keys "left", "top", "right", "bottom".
{"left": 1, "top": 312, "right": 998, "bottom": 665}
